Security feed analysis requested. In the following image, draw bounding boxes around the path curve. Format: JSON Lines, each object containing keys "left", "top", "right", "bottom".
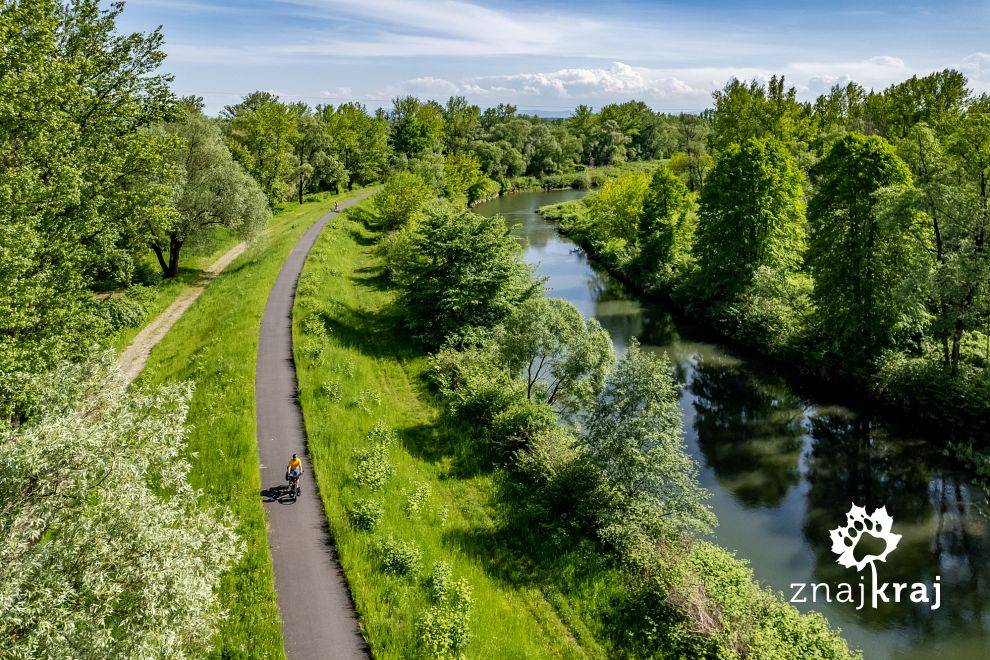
{"left": 256, "top": 194, "right": 371, "bottom": 660}
{"left": 118, "top": 241, "right": 248, "bottom": 385}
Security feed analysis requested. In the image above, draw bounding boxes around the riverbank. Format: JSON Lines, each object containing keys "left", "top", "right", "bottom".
{"left": 481, "top": 190, "right": 990, "bottom": 660}
{"left": 538, "top": 196, "right": 990, "bottom": 446}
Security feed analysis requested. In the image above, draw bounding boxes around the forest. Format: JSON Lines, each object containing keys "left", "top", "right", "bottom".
{"left": 1, "top": 1, "right": 986, "bottom": 659}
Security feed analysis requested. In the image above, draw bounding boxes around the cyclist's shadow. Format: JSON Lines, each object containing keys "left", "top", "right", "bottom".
{"left": 261, "top": 484, "right": 297, "bottom": 505}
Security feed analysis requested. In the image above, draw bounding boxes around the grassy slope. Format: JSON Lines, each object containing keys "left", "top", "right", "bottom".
{"left": 110, "top": 231, "right": 240, "bottom": 352}
{"left": 134, "top": 188, "right": 368, "bottom": 659}
{"left": 294, "top": 212, "right": 631, "bottom": 658}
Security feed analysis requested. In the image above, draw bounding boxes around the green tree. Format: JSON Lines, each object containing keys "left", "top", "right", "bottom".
{"left": 394, "top": 202, "right": 538, "bottom": 347}
{"left": 638, "top": 164, "right": 694, "bottom": 279}
{"left": 0, "top": 355, "right": 240, "bottom": 658}
{"left": 224, "top": 92, "right": 299, "bottom": 206}
{"left": 150, "top": 111, "right": 270, "bottom": 277}
{"left": 374, "top": 171, "right": 432, "bottom": 231}
{"left": 495, "top": 297, "right": 614, "bottom": 418}
{"left": 693, "top": 138, "right": 806, "bottom": 301}
{"left": 443, "top": 95, "right": 480, "bottom": 154}
{"left": 898, "top": 114, "right": 990, "bottom": 373}
{"left": 587, "top": 173, "right": 651, "bottom": 245}
{"left": 0, "top": 0, "right": 175, "bottom": 400}
{"left": 807, "top": 133, "right": 930, "bottom": 368}
{"left": 671, "top": 114, "right": 712, "bottom": 191}
{"left": 581, "top": 341, "right": 714, "bottom": 563}
{"left": 322, "top": 102, "right": 389, "bottom": 188}
{"left": 389, "top": 96, "right": 445, "bottom": 158}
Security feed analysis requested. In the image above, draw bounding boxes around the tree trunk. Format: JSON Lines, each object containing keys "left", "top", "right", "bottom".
{"left": 298, "top": 175, "right": 304, "bottom": 205}
{"left": 165, "top": 236, "right": 183, "bottom": 278}
{"left": 151, "top": 243, "right": 169, "bottom": 275}
{"left": 951, "top": 323, "right": 964, "bottom": 376}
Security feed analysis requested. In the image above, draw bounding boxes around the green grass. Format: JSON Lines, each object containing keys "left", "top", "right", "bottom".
{"left": 109, "top": 230, "right": 241, "bottom": 352}
{"left": 133, "top": 187, "right": 370, "bottom": 659}
{"left": 293, "top": 211, "right": 637, "bottom": 659}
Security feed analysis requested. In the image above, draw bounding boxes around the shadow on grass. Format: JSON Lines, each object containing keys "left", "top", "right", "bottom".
{"left": 395, "top": 418, "right": 499, "bottom": 479}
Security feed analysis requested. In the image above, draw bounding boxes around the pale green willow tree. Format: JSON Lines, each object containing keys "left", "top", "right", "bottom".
{"left": 495, "top": 297, "right": 614, "bottom": 418}
{"left": 0, "top": 355, "right": 241, "bottom": 659}
{"left": 150, "top": 111, "right": 270, "bottom": 277}
{"left": 580, "top": 342, "right": 714, "bottom": 566}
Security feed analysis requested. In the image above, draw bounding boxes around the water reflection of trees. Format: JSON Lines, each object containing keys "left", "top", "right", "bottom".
{"left": 689, "top": 356, "right": 805, "bottom": 507}
{"left": 803, "top": 411, "right": 990, "bottom": 642}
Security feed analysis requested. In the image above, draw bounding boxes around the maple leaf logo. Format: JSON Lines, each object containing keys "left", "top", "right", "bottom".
{"left": 829, "top": 503, "right": 901, "bottom": 572}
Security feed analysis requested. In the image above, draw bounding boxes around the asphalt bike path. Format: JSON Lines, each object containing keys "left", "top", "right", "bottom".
{"left": 256, "top": 194, "right": 371, "bottom": 659}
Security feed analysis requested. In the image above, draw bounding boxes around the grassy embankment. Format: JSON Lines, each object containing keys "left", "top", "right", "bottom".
{"left": 133, "top": 188, "right": 369, "bottom": 659}
{"left": 293, "top": 210, "right": 650, "bottom": 658}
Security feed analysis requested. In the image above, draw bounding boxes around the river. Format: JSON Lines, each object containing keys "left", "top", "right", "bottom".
{"left": 475, "top": 190, "right": 990, "bottom": 660}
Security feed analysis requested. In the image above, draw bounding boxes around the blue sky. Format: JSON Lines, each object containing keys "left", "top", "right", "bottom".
{"left": 118, "top": 0, "right": 990, "bottom": 115}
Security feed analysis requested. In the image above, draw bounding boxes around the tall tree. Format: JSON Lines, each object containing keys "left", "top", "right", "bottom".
{"left": 581, "top": 341, "right": 714, "bottom": 562}
{"left": 495, "top": 297, "right": 614, "bottom": 418}
{"left": 149, "top": 110, "right": 270, "bottom": 277}
{"left": 0, "top": 0, "right": 175, "bottom": 403}
{"left": 443, "top": 95, "right": 480, "bottom": 154}
{"left": 693, "top": 138, "right": 806, "bottom": 301}
{"left": 392, "top": 202, "right": 538, "bottom": 347}
{"left": 637, "top": 164, "right": 694, "bottom": 278}
{"left": 807, "top": 133, "right": 930, "bottom": 368}
{"left": 224, "top": 93, "right": 299, "bottom": 207}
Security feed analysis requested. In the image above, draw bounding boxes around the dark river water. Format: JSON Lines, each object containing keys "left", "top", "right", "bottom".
{"left": 475, "top": 190, "right": 990, "bottom": 660}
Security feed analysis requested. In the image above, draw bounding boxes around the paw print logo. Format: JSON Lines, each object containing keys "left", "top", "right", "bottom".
{"left": 829, "top": 504, "right": 901, "bottom": 571}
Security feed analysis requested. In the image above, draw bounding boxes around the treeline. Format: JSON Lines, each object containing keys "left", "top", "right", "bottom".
{"left": 545, "top": 69, "right": 990, "bottom": 440}
{"left": 365, "top": 191, "right": 859, "bottom": 658}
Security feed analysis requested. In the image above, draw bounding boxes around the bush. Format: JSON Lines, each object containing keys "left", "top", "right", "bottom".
{"left": 425, "top": 561, "right": 453, "bottom": 602}
{"left": 379, "top": 537, "right": 423, "bottom": 576}
{"left": 419, "top": 571, "right": 473, "bottom": 659}
{"left": 348, "top": 499, "right": 384, "bottom": 531}
{"left": 367, "top": 421, "right": 399, "bottom": 446}
{"left": 404, "top": 482, "right": 432, "bottom": 519}
{"left": 96, "top": 295, "right": 145, "bottom": 331}
{"left": 352, "top": 443, "right": 394, "bottom": 490}
{"left": 375, "top": 171, "right": 432, "bottom": 231}
{"left": 376, "top": 226, "right": 418, "bottom": 284}
{"left": 725, "top": 266, "right": 813, "bottom": 357}
{"left": 686, "top": 542, "right": 861, "bottom": 659}
{"left": 874, "top": 352, "right": 990, "bottom": 440}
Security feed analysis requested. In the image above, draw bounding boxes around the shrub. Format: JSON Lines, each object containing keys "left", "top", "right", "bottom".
{"left": 320, "top": 380, "right": 342, "bottom": 402}
{"left": 379, "top": 537, "right": 423, "bottom": 576}
{"left": 404, "top": 482, "right": 432, "bottom": 519}
{"left": 352, "top": 443, "right": 394, "bottom": 490}
{"left": 375, "top": 225, "right": 418, "bottom": 284}
{"left": 97, "top": 295, "right": 145, "bottom": 331}
{"left": 374, "top": 171, "right": 432, "bottom": 231}
{"left": 725, "top": 266, "right": 813, "bottom": 357}
{"left": 367, "top": 421, "right": 399, "bottom": 447}
{"left": 348, "top": 499, "right": 384, "bottom": 531}
{"left": 419, "top": 575, "right": 473, "bottom": 659}
{"left": 425, "top": 561, "right": 453, "bottom": 602}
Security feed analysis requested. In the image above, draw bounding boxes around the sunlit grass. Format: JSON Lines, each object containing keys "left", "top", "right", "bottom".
{"left": 134, "top": 187, "right": 369, "bottom": 659}
{"left": 293, "top": 210, "right": 634, "bottom": 659}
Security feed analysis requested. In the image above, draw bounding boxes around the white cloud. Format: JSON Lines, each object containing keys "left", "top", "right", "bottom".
{"left": 403, "top": 77, "right": 459, "bottom": 94}
{"left": 960, "top": 52, "right": 990, "bottom": 83}
{"left": 320, "top": 87, "right": 353, "bottom": 99}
